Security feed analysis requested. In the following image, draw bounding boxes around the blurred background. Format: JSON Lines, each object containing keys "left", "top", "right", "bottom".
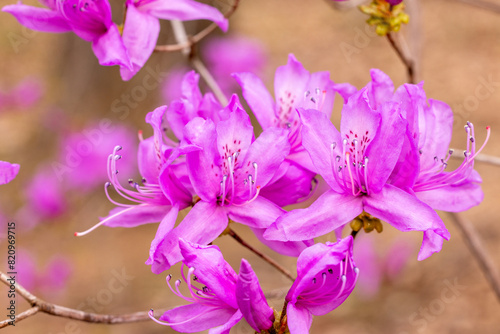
{"left": 0, "top": 0, "right": 499, "bottom": 333}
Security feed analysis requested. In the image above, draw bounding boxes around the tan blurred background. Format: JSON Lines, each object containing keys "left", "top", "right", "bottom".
{"left": 0, "top": 0, "right": 499, "bottom": 333}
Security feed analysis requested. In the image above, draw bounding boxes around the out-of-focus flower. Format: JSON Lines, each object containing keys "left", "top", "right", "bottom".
{"left": 0, "top": 161, "right": 19, "bottom": 185}
{"left": 16, "top": 250, "right": 73, "bottom": 293}
{"left": 353, "top": 235, "right": 413, "bottom": 299}
{"left": 120, "top": 0, "right": 228, "bottom": 80}
{"left": 285, "top": 237, "right": 358, "bottom": 333}
{"left": 55, "top": 122, "right": 137, "bottom": 192}
{"left": 150, "top": 239, "right": 273, "bottom": 333}
{"left": 76, "top": 107, "right": 191, "bottom": 242}
{"left": 0, "top": 78, "right": 43, "bottom": 111}
{"left": 3, "top": 0, "right": 132, "bottom": 70}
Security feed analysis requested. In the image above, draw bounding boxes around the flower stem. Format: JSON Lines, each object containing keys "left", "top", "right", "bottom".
{"left": 386, "top": 32, "right": 415, "bottom": 84}
{"left": 449, "top": 212, "right": 500, "bottom": 303}
{"left": 0, "top": 271, "right": 165, "bottom": 327}
{"left": 227, "top": 228, "right": 295, "bottom": 282}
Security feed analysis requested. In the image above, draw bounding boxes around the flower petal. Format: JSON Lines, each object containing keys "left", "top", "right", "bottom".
{"left": 259, "top": 160, "right": 316, "bottom": 207}
{"left": 364, "top": 184, "right": 450, "bottom": 239}
{"left": 365, "top": 68, "right": 394, "bottom": 110}
{"left": 418, "top": 230, "right": 445, "bottom": 261}
{"left": 139, "top": 0, "right": 228, "bottom": 31}
{"left": 264, "top": 190, "right": 363, "bottom": 241}
{"left": 92, "top": 24, "right": 132, "bottom": 69}
{"left": 286, "top": 303, "right": 313, "bottom": 334}
{"left": 364, "top": 101, "right": 406, "bottom": 193}
{"left": 232, "top": 72, "right": 276, "bottom": 129}
{"left": 251, "top": 227, "right": 313, "bottom": 257}
{"left": 148, "top": 205, "right": 179, "bottom": 260}
{"left": 102, "top": 204, "right": 171, "bottom": 228}
{"left": 146, "top": 200, "right": 228, "bottom": 273}
{"left": 209, "top": 310, "right": 243, "bottom": 334}
{"left": 298, "top": 108, "right": 343, "bottom": 191}
{"left": 0, "top": 161, "right": 19, "bottom": 185}
{"left": 236, "top": 259, "right": 274, "bottom": 332}
{"left": 416, "top": 180, "right": 484, "bottom": 212}
{"left": 121, "top": 4, "right": 160, "bottom": 80}
{"left": 216, "top": 106, "right": 254, "bottom": 165}
{"left": 161, "top": 303, "right": 236, "bottom": 333}
{"left": 274, "top": 54, "right": 309, "bottom": 110}
{"left": 228, "top": 196, "right": 285, "bottom": 229}
{"left": 2, "top": 5, "right": 71, "bottom": 33}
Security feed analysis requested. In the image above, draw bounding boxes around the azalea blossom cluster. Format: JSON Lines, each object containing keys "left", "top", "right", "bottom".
{"left": 68, "top": 54, "right": 488, "bottom": 332}
{"left": 1, "top": 0, "right": 491, "bottom": 332}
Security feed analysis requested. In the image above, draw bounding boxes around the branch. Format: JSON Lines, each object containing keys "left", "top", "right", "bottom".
{"left": 449, "top": 150, "right": 500, "bottom": 167}
{"left": 448, "top": 213, "right": 500, "bottom": 303}
{"left": 0, "top": 306, "right": 39, "bottom": 328}
{"left": 454, "top": 0, "right": 500, "bottom": 14}
{"left": 386, "top": 32, "right": 415, "bottom": 84}
{"left": 170, "top": 20, "right": 229, "bottom": 106}
{"left": 227, "top": 228, "right": 295, "bottom": 282}
{"left": 0, "top": 271, "right": 165, "bottom": 327}
{"left": 154, "top": 0, "right": 241, "bottom": 52}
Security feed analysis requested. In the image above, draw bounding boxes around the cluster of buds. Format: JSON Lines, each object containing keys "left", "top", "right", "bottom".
{"left": 359, "top": 0, "right": 409, "bottom": 35}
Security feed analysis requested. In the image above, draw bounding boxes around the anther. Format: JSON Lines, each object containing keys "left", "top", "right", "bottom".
{"left": 331, "top": 142, "right": 337, "bottom": 150}
{"left": 328, "top": 268, "right": 333, "bottom": 274}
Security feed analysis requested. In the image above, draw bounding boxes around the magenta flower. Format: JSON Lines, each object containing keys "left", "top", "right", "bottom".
{"left": 120, "top": 0, "right": 228, "bottom": 80}
{"left": 166, "top": 71, "right": 223, "bottom": 140}
{"left": 366, "top": 69, "right": 489, "bottom": 258}
{"left": 0, "top": 161, "right": 19, "bottom": 185}
{"left": 0, "top": 78, "right": 42, "bottom": 112}
{"left": 149, "top": 239, "right": 273, "bottom": 333}
{"left": 234, "top": 54, "right": 355, "bottom": 206}
{"left": 3, "top": 0, "right": 132, "bottom": 70}
{"left": 265, "top": 86, "right": 451, "bottom": 260}
{"left": 75, "top": 106, "right": 192, "bottom": 242}
{"left": 285, "top": 237, "right": 358, "bottom": 333}
{"left": 147, "top": 98, "right": 313, "bottom": 273}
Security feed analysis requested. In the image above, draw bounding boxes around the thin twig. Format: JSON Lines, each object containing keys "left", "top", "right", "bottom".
{"left": 154, "top": 0, "right": 241, "bottom": 52}
{"left": 170, "top": 20, "right": 229, "bottom": 106}
{"left": 386, "top": 32, "right": 415, "bottom": 84}
{"left": 0, "top": 306, "right": 39, "bottom": 328}
{"left": 449, "top": 150, "right": 500, "bottom": 167}
{"left": 227, "top": 229, "right": 295, "bottom": 282}
{"left": 449, "top": 213, "right": 500, "bottom": 303}
{"left": 0, "top": 271, "right": 164, "bottom": 326}
{"left": 454, "top": 0, "right": 500, "bottom": 14}
{"left": 191, "top": 56, "right": 228, "bottom": 106}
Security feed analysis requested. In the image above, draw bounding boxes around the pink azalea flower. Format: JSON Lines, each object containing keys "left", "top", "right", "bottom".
{"left": 3, "top": 0, "right": 132, "bottom": 70}
{"left": 0, "top": 161, "right": 19, "bottom": 185}
{"left": 147, "top": 97, "right": 312, "bottom": 274}
{"left": 285, "top": 236, "right": 358, "bottom": 333}
{"left": 234, "top": 54, "right": 356, "bottom": 206}
{"left": 366, "top": 69, "right": 490, "bottom": 259}
{"left": 120, "top": 0, "right": 228, "bottom": 80}
{"left": 264, "top": 85, "right": 451, "bottom": 260}
{"left": 149, "top": 239, "right": 273, "bottom": 333}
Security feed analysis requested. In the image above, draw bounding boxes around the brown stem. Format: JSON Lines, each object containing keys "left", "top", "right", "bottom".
{"left": 0, "top": 271, "right": 165, "bottom": 326}
{"left": 449, "top": 212, "right": 500, "bottom": 303}
{"left": 227, "top": 229, "right": 295, "bottom": 282}
{"left": 386, "top": 32, "right": 415, "bottom": 84}
{"left": 154, "top": 0, "right": 241, "bottom": 53}
{"left": 277, "top": 300, "right": 289, "bottom": 334}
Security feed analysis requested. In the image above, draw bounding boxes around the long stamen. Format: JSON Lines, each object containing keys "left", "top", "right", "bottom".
{"left": 363, "top": 157, "right": 370, "bottom": 195}
{"left": 345, "top": 153, "right": 360, "bottom": 196}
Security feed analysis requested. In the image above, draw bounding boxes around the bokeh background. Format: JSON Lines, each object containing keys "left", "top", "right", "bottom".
{"left": 1, "top": 0, "right": 499, "bottom": 333}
